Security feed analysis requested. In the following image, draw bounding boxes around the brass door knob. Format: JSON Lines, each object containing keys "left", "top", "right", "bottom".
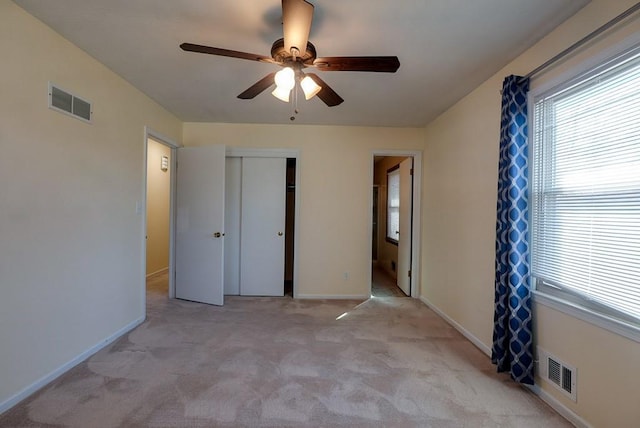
{"left": 213, "top": 232, "right": 225, "bottom": 238}
{"left": 278, "top": 232, "right": 283, "bottom": 236}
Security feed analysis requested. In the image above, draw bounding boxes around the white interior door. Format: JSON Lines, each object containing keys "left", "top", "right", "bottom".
{"left": 240, "top": 157, "right": 286, "bottom": 296}
{"left": 397, "top": 157, "right": 413, "bottom": 296}
{"left": 175, "top": 145, "right": 225, "bottom": 305}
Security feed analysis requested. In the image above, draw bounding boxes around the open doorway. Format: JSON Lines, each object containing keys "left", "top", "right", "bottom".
{"left": 284, "top": 158, "right": 296, "bottom": 296}
{"left": 145, "top": 137, "right": 172, "bottom": 297}
{"left": 143, "top": 130, "right": 179, "bottom": 305}
{"left": 371, "top": 154, "right": 419, "bottom": 298}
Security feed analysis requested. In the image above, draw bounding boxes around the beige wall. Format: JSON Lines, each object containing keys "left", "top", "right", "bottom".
{"left": 420, "top": 1, "right": 640, "bottom": 426}
{"left": 373, "top": 156, "right": 407, "bottom": 278}
{"left": 183, "top": 123, "right": 424, "bottom": 298}
{"left": 3, "top": 0, "right": 639, "bottom": 425}
{"left": 146, "top": 139, "right": 171, "bottom": 276}
{"left": 0, "top": 1, "right": 182, "bottom": 408}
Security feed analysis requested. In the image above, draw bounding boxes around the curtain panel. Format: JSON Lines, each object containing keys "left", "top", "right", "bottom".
{"left": 491, "top": 75, "right": 534, "bottom": 385}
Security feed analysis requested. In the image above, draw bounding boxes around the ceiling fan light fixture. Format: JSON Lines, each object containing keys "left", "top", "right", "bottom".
{"left": 180, "top": 0, "right": 399, "bottom": 108}
{"left": 274, "top": 67, "right": 295, "bottom": 90}
{"left": 300, "top": 75, "right": 322, "bottom": 100}
{"left": 272, "top": 85, "right": 291, "bottom": 102}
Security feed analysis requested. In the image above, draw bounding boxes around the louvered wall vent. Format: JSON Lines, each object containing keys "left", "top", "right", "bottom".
{"left": 48, "top": 83, "right": 92, "bottom": 123}
{"left": 538, "top": 347, "right": 577, "bottom": 402}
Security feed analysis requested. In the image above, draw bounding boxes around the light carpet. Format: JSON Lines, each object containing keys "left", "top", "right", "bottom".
{"left": 0, "top": 288, "right": 571, "bottom": 427}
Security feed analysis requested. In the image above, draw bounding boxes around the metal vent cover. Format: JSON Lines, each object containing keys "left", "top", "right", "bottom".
{"left": 548, "top": 357, "right": 562, "bottom": 385}
{"left": 561, "top": 366, "right": 573, "bottom": 395}
{"left": 48, "top": 83, "right": 92, "bottom": 123}
{"left": 538, "top": 347, "right": 577, "bottom": 402}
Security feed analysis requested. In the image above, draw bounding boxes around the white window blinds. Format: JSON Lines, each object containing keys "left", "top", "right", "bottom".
{"left": 531, "top": 48, "right": 640, "bottom": 323}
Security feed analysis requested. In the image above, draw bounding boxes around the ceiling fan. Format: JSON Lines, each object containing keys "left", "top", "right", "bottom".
{"left": 180, "top": 0, "right": 400, "bottom": 107}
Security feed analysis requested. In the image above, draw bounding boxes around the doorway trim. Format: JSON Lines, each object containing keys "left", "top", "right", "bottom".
{"left": 142, "top": 127, "right": 181, "bottom": 311}
{"left": 369, "top": 150, "right": 422, "bottom": 298}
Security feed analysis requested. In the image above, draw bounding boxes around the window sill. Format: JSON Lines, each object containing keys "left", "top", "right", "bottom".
{"left": 532, "top": 290, "right": 640, "bottom": 344}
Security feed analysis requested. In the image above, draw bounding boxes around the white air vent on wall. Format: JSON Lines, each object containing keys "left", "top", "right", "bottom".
{"left": 48, "top": 83, "right": 92, "bottom": 123}
{"left": 538, "top": 347, "right": 577, "bottom": 402}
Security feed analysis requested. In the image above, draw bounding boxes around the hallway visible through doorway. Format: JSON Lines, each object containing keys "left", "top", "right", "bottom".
{"left": 371, "top": 264, "right": 406, "bottom": 297}
{"left": 145, "top": 136, "right": 172, "bottom": 298}
{"left": 146, "top": 271, "right": 168, "bottom": 296}
{"left": 371, "top": 155, "right": 413, "bottom": 298}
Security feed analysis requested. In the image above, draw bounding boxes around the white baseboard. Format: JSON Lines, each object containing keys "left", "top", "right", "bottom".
{"left": 419, "top": 296, "right": 592, "bottom": 427}
{"left": 0, "top": 316, "right": 145, "bottom": 415}
{"left": 146, "top": 267, "right": 168, "bottom": 278}
{"left": 526, "top": 384, "right": 592, "bottom": 428}
{"left": 295, "top": 294, "right": 370, "bottom": 300}
{"left": 419, "top": 296, "right": 491, "bottom": 356}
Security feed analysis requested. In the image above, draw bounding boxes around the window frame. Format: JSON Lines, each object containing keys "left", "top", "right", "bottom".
{"left": 386, "top": 164, "right": 400, "bottom": 245}
{"left": 529, "top": 42, "right": 640, "bottom": 343}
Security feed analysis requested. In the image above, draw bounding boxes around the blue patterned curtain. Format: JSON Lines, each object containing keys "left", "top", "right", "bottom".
{"left": 491, "top": 75, "right": 534, "bottom": 385}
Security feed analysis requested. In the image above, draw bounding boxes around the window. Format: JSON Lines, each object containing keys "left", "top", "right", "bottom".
{"left": 531, "top": 46, "right": 640, "bottom": 330}
{"left": 387, "top": 166, "right": 400, "bottom": 243}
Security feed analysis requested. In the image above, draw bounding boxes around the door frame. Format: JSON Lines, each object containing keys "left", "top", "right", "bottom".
{"left": 226, "top": 147, "right": 301, "bottom": 298}
{"left": 142, "top": 127, "right": 180, "bottom": 309}
{"left": 369, "top": 150, "right": 422, "bottom": 298}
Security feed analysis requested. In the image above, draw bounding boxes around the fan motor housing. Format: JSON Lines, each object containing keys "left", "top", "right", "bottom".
{"left": 271, "top": 38, "right": 317, "bottom": 65}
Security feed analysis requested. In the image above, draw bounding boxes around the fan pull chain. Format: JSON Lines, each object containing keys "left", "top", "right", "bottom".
{"left": 290, "top": 80, "right": 299, "bottom": 121}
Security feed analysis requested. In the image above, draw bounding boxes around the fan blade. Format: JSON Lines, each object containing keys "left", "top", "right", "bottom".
{"left": 237, "top": 73, "right": 276, "bottom": 99}
{"left": 306, "top": 73, "right": 344, "bottom": 107}
{"left": 180, "top": 43, "right": 276, "bottom": 64}
{"left": 313, "top": 56, "right": 400, "bottom": 72}
{"left": 282, "top": 0, "right": 314, "bottom": 56}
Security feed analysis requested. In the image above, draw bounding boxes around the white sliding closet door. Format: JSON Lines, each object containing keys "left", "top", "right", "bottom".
{"left": 224, "top": 157, "right": 242, "bottom": 295}
{"left": 240, "top": 157, "right": 286, "bottom": 296}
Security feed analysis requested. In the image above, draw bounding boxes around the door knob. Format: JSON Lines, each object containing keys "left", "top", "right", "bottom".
{"left": 278, "top": 231, "right": 283, "bottom": 236}
{"left": 213, "top": 232, "right": 225, "bottom": 238}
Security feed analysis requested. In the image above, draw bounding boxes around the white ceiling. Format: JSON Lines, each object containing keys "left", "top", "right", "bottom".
{"left": 14, "top": 0, "right": 590, "bottom": 127}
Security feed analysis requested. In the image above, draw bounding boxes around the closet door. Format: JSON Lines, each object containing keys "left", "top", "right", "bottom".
{"left": 240, "top": 157, "right": 286, "bottom": 296}
{"left": 223, "top": 157, "right": 242, "bottom": 295}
